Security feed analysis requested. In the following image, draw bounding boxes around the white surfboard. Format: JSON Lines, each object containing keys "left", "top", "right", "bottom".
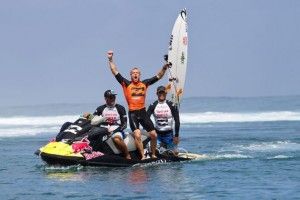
{"left": 167, "top": 9, "right": 188, "bottom": 107}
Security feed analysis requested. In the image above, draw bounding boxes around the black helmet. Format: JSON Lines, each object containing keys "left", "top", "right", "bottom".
{"left": 104, "top": 90, "right": 117, "bottom": 98}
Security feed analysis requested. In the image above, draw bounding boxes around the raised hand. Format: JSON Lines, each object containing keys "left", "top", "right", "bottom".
{"left": 107, "top": 50, "right": 114, "bottom": 61}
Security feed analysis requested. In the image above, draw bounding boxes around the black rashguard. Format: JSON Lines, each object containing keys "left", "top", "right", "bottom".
{"left": 93, "top": 104, "right": 127, "bottom": 134}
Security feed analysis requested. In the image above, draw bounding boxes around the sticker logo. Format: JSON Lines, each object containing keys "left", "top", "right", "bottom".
{"left": 181, "top": 52, "right": 185, "bottom": 64}
{"left": 83, "top": 151, "right": 104, "bottom": 160}
{"left": 168, "top": 34, "right": 173, "bottom": 50}
{"left": 102, "top": 135, "right": 108, "bottom": 141}
{"left": 183, "top": 36, "right": 188, "bottom": 46}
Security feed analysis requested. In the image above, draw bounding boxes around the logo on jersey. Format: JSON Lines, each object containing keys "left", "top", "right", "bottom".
{"left": 131, "top": 86, "right": 145, "bottom": 97}
{"left": 103, "top": 109, "right": 119, "bottom": 125}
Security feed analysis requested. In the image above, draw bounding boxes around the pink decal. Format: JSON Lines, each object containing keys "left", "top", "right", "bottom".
{"left": 83, "top": 151, "right": 104, "bottom": 160}
{"left": 72, "top": 141, "right": 92, "bottom": 153}
{"left": 183, "top": 36, "right": 188, "bottom": 45}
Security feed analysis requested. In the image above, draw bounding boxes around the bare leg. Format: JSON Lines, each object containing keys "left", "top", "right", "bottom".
{"left": 149, "top": 130, "right": 157, "bottom": 158}
{"left": 112, "top": 136, "right": 131, "bottom": 159}
{"left": 133, "top": 129, "right": 145, "bottom": 160}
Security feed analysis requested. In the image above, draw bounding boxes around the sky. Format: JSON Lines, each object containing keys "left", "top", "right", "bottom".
{"left": 0, "top": 0, "right": 300, "bottom": 106}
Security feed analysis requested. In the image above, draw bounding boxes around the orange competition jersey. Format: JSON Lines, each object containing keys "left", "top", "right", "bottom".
{"left": 115, "top": 73, "right": 159, "bottom": 111}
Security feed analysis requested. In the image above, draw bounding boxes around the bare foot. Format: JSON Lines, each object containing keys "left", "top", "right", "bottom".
{"left": 151, "top": 154, "right": 157, "bottom": 159}
{"left": 126, "top": 155, "right": 131, "bottom": 160}
{"left": 141, "top": 156, "right": 146, "bottom": 160}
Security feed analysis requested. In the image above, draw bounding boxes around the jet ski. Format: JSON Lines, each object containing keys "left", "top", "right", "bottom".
{"left": 36, "top": 117, "right": 203, "bottom": 167}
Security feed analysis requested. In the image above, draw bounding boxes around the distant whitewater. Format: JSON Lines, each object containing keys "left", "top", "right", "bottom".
{"left": 0, "top": 96, "right": 300, "bottom": 137}
{"left": 0, "top": 111, "right": 300, "bottom": 137}
{"left": 180, "top": 111, "right": 300, "bottom": 123}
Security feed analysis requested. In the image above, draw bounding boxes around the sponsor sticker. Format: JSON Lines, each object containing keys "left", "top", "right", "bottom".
{"left": 168, "top": 35, "right": 173, "bottom": 50}
{"left": 181, "top": 52, "right": 185, "bottom": 64}
{"left": 83, "top": 151, "right": 104, "bottom": 160}
{"left": 183, "top": 36, "right": 188, "bottom": 45}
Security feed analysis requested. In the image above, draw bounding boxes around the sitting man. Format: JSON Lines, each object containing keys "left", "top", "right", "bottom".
{"left": 147, "top": 86, "right": 180, "bottom": 154}
{"left": 88, "top": 89, "right": 131, "bottom": 159}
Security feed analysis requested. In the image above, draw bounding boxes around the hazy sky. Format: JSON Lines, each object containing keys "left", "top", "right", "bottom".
{"left": 1, "top": 0, "right": 299, "bottom": 106}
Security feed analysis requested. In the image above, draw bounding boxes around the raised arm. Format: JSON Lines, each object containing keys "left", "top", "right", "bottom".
{"left": 143, "top": 62, "right": 170, "bottom": 86}
{"left": 107, "top": 50, "right": 119, "bottom": 76}
{"left": 156, "top": 63, "right": 169, "bottom": 80}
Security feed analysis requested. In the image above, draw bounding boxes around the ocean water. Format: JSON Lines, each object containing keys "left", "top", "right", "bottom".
{"left": 0, "top": 96, "right": 299, "bottom": 199}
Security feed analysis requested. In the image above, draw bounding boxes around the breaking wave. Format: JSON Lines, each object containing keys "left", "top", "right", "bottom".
{"left": 0, "top": 115, "right": 78, "bottom": 137}
{"left": 0, "top": 111, "right": 300, "bottom": 137}
{"left": 180, "top": 111, "right": 300, "bottom": 124}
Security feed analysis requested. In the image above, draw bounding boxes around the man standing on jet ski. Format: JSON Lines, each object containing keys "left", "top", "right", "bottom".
{"left": 147, "top": 86, "right": 180, "bottom": 154}
{"left": 90, "top": 90, "right": 131, "bottom": 159}
{"left": 107, "top": 50, "right": 169, "bottom": 159}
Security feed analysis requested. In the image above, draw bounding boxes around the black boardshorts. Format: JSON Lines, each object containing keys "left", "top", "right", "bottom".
{"left": 128, "top": 108, "right": 155, "bottom": 132}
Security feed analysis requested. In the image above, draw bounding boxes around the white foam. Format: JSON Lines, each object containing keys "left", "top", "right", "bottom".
{"left": 180, "top": 111, "right": 300, "bottom": 123}
{"left": 43, "top": 165, "right": 83, "bottom": 171}
{"left": 0, "top": 111, "right": 300, "bottom": 137}
{"left": 188, "top": 153, "right": 252, "bottom": 161}
{"left": 0, "top": 115, "right": 78, "bottom": 137}
{"left": 267, "top": 155, "right": 293, "bottom": 159}
{"left": 0, "top": 111, "right": 299, "bottom": 127}
{"left": 233, "top": 141, "right": 300, "bottom": 152}
{"left": 0, "top": 115, "right": 78, "bottom": 126}
{"left": 211, "top": 153, "right": 252, "bottom": 159}
{"left": 0, "top": 126, "right": 59, "bottom": 137}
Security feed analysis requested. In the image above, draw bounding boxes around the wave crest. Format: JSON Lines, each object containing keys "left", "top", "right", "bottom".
{"left": 181, "top": 111, "right": 300, "bottom": 123}
{"left": 0, "top": 111, "right": 300, "bottom": 137}
{"left": 0, "top": 115, "right": 78, "bottom": 137}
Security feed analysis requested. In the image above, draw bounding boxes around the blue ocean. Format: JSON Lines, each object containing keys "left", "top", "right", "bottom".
{"left": 0, "top": 96, "right": 299, "bottom": 199}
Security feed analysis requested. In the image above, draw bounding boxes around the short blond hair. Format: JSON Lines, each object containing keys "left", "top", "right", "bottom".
{"left": 130, "top": 67, "right": 141, "bottom": 75}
